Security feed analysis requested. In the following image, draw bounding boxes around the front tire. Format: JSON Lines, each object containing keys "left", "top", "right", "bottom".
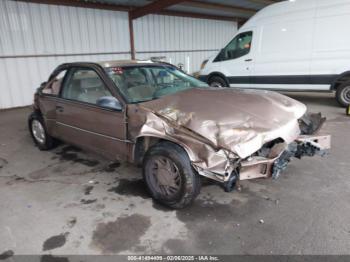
{"left": 28, "top": 112, "right": 57, "bottom": 150}
{"left": 143, "top": 142, "right": 201, "bottom": 209}
{"left": 336, "top": 82, "right": 350, "bottom": 107}
{"left": 208, "top": 76, "right": 228, "bottom": 88}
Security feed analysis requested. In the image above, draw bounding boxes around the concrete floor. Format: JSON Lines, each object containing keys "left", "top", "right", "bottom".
{"left": 0, "top": 92, "right": 350, "bottom": 256}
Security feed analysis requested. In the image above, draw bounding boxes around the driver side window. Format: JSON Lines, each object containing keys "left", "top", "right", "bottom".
{"left": 62, "top": 68, "right": 112, "bottom": 105}
{"left": 215, "top": 31, "right": 253, "bottom": 62}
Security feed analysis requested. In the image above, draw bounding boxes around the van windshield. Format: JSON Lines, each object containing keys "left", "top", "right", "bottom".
{"left": 105, "top": 65, "right": 208, "bottom": 103}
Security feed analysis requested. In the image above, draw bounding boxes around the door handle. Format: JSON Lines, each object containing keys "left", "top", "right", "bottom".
{"left": 245, "top": 59, "right": 253, "bottom": 62}
{"left": 56, "top": 106, "right": 64, "bottom": 112}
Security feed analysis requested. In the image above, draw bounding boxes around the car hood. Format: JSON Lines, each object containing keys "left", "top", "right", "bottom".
{"left": 140, "top": 88, "right": 307, "bottom": 158}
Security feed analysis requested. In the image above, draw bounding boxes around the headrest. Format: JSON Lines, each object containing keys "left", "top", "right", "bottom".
{"left": 81, "top": 77, "right": 101, "bottom": 89}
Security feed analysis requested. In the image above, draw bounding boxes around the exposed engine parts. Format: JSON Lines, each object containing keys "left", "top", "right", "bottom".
{"left": 223, "top": 113, "right": 330, "bottom": 191}
{"left": 271, "top": 139, "right": 328, "bottom": 179}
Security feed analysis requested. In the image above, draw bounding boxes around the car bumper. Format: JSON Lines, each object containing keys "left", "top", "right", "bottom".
{"left": 192, "top": 134, "right": 331, "bottom": 183}
{"left": 240, "top": 134, "right": 331, "bottom": 180}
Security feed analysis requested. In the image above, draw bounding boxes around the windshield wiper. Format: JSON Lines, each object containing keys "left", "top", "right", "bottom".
{"left": 130, "top": 97, "right": 159, "bottom": 104}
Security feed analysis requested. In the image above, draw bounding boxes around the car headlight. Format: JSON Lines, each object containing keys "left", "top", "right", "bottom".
{"left": 200, "top": 59, "right": 208, "bottom": 70}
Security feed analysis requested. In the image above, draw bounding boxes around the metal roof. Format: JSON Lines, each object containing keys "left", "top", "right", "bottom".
{"left": 79, "top": 0, "right": 281, "bottom": 20}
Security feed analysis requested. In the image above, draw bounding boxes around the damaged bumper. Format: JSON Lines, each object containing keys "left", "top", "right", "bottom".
{"left": 191, "top": 113, "right": 331, "bottom": 189}
{"left": 192, "top": 134, "right": 331, "bottom": 183}
{"left": 240, "top": 134, "right": 331, "bottom": 181}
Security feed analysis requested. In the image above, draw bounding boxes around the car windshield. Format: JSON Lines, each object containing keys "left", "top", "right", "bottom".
{"left": 105, "top": 65, "right": 208, "bottom": 103}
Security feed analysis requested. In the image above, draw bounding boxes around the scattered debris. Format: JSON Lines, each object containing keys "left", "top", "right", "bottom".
{"left": 0, "top": 250, "right": 14, "bottom": 260}
{"left": 67, "top": 217, "right": 77, "bottom": 228}
{"left": 262, "top": 195, "right": 271, "bottom": 201}
{"left": 80, "top": 199, "right": 97, "bottom": 204}
{"left": 42, "top": 233, "right": 69, "bottom": 251}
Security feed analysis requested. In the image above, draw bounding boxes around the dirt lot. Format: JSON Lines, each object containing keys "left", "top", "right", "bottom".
{"left": 0, "top": 92, "right": 349, "bottom": 257}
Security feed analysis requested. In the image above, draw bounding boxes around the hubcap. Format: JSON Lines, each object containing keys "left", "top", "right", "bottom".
{"left": 147, "top": 156, "right": 182, "bottom": 197}
{"left": 210, "top": 82, "right": 223, "bottom": 88}
{"left": 341, "top": 86, "right": 350, "bottom": 103}
{"left": 31, "top": 120, "right": 45, "bottom": 144}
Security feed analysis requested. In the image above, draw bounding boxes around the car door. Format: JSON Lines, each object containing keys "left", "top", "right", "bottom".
{"left": 55, "top": 66, "right": 128, "bottom": 161}
{"left": 214, "top": 30, "right": 254, "bottom": 88}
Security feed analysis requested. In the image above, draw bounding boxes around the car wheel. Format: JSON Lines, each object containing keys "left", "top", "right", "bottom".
{"left": 28, "top": 112, "right": 57, "bottom": 150}
{"left": 208, "top": 76, "right": 228, "bottom": 88}
{"left": 143, "top": 142, "right": 201, "bottom": 209}
{"left": 336, "top": 82, "right": 350, "bottom": 107}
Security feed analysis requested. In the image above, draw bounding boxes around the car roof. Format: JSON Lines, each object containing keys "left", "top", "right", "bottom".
{"left": 51, "top": 59, "right": 177, "bottom": 79}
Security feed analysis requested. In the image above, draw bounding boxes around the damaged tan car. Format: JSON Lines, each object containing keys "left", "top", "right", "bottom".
{"left": 29, "top": 60, "right": 331, "bottom": 208}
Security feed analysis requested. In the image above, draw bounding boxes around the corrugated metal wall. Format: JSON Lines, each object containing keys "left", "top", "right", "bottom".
{"left": 0, "top": 0, "right": 237, "bottom": 109}
{"left": 133, "top": 15, "right": 237, "bottom": 73}
{"left": 0, "top": 0, "right": 130, "bottom": 109}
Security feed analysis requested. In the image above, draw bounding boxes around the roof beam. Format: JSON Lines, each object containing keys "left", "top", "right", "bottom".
{"left": 157, "top": 10, "right": 244, "bottom": 22}
{"left": 129, "top": 0, "right": 186, "bottom": 20}
{"left": 180, "top": 1, "right": 256, "bottom": 16}
{"left": 19, "top": 0, "right": 248, "bottom": 23}
{"left": 14, "top": 0, "right": 132, "bottom": 12}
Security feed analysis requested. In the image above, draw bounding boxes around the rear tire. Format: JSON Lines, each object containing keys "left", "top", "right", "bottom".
{"left": 208, "top": 76, "right": 228, "bottom": 88}
{"left": 143, "top": 142, "right": 201, "bottom": 209}
{"left": 336, "top": 82, "right": 350, "bottom": 107}
{"left": 28, "top": 112, "right": 57, "bottom": 150}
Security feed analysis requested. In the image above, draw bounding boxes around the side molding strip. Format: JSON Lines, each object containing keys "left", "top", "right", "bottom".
{"left": 56, "top": 121, "right": 133, "bottom": 143}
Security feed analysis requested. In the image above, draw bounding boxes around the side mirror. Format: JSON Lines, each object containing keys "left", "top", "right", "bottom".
{"left": 96, "top": 96, "right": 122, "bottom": 111}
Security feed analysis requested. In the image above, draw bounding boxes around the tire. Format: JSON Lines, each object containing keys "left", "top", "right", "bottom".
{"left": 28, "top": 111, "right": 57, "bottom": 150}
{"left": 143, "top": 142, "right": 201, "bottom": 209}
{"left": 336, "top": 82, "right": 350, "bottom": 107}
{"left": 208, "top": 75, "right": 228, "bottom": 88}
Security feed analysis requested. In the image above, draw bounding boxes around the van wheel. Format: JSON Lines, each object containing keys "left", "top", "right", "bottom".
{"left": 28, "top": 112, "right": 57, "bottom": 150}
{"left": 336, "top": 82, "right": 350, "bottom": 107}
{"left": 208, "top": 76, "right": 228, "bottom": 88}
{"left": 143, "top": 142, "right": 201, "bottom": 209}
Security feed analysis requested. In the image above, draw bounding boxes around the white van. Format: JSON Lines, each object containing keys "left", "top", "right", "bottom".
{"left": 199, "top": 0, "right": 350, "bottom": 106}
